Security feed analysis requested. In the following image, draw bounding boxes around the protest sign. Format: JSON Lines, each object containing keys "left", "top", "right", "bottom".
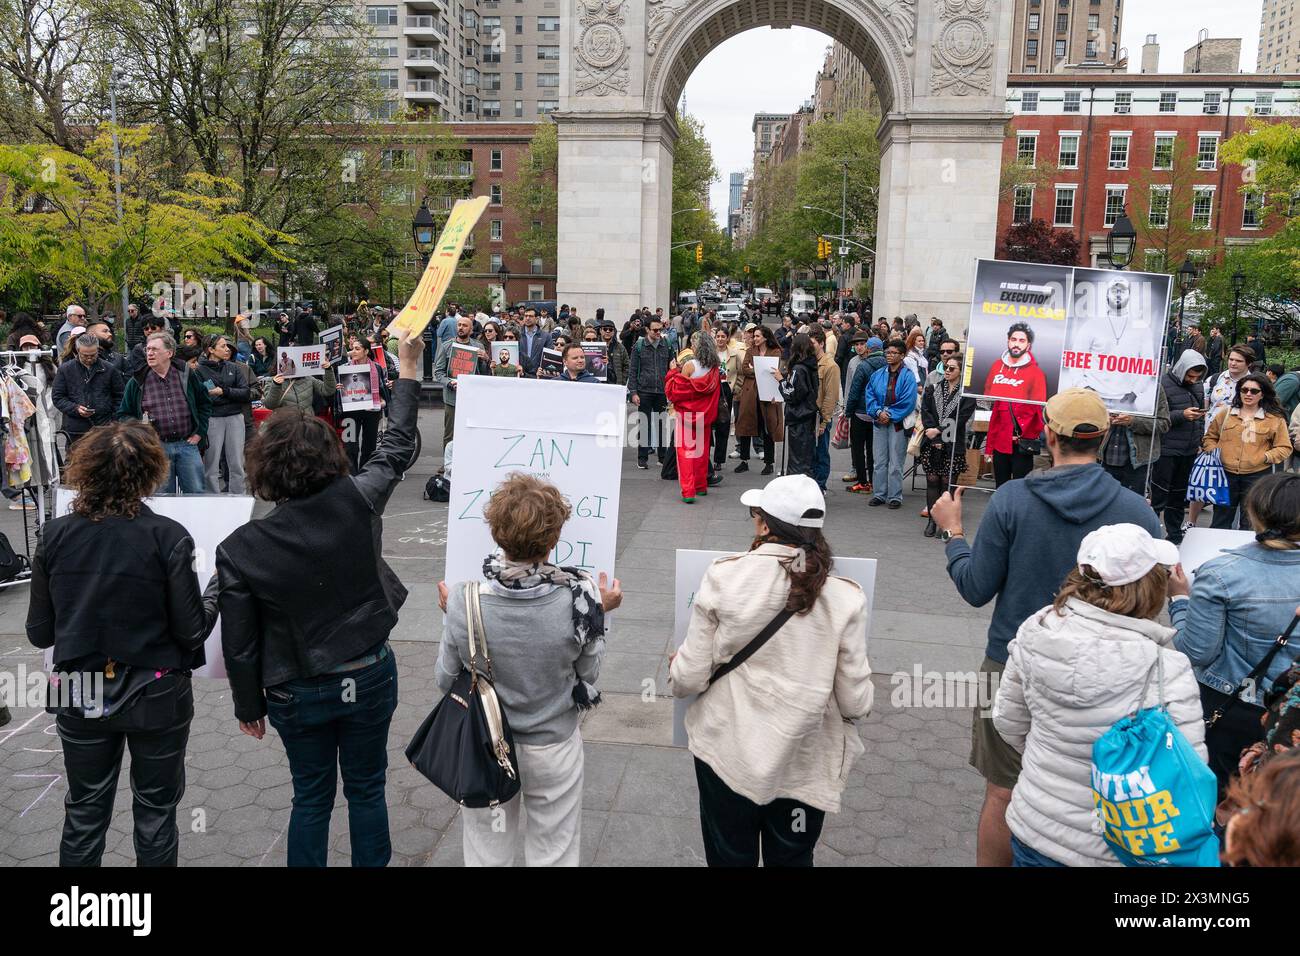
{"left": 338, "top": 363, "right": 376, "bottom": 411}
{"left": 449, "top": 342, "right": 482, "bottom": 378}
{"left": 582, "top": 342, "right": 608, "bottom": 377}
{"left": 753, "top": 356, "right": 784, "bottom": 403}
{"left": 53, "top": 488, "right": 255, "bottom": 679}
{"left": 1179, "top": 527, "right": 1255, "bottom": 579}
{"left": 671, "top": 550, "right": 876, "bottom": 747}
{"left": 275, "top": 344, "right": 326, "bottom": 378}
{"left": 964, "top": 259, "right": 1172, "bottom": 416}
{"left": 492, "top": 341, "right": 519, "bottom": 370}
{"left": 319, "top": 324, "right": 345, "bottom": 368}
{"left": 539, "top": 347, "right": 564, "bottom": 377}
{"left": 388, "top": 196, "right": 490, "bottom": 339}
{"left": 443, "top": 375, "right": 624, "bottom": 588}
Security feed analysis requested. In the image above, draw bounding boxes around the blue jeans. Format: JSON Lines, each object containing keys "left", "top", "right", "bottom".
{"left": 160, "top": 440, "right": 206, "bottom": 494}
{"left": 266, "top": 650, "right": 398, "bottom": 867}
{"left": 1011, "top": 834, "right": 1066, "bottom": 867}
{"left": 812, "top": 424, "right": 831, "bottom": 490}
{"left": 871, "top": 425, "right": 909, "bottom": 503}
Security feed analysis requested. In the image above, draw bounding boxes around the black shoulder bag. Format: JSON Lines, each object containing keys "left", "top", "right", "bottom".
{"left": 708, "top": 607, "right": 796, "bottom": 687}
{"left": 1010, "top": 411, "right": 1042, "bottom": 458}
{"left": 1207, "top": 611, "right": 1300, "bottom": 729}
{"left": 405, "top": 581, "right": 521, "bottom": 807}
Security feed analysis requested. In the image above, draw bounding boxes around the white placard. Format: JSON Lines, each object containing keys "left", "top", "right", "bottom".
{"left": 337, "top": 363, "right": 376, "bottom": 411}
{"left": 1178, "top": 527, "right": 1256, "bottom": 579}
{"left": 53, "top": 487, "right": 255, "bottom": 678}
{"left": 274, "top": 344, "right": 326, "bottom": 378}
{"left": 442, "top": 375, "right": 625, "bottom": 588}
{"left": 753, "top": 356, "right": 784, "bottom": 403}
{"left": 670, "top": 549, "right": 876, "bottom": 747}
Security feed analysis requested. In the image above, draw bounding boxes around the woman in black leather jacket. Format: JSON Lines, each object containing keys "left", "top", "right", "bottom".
{"left": 27, "top": 421, "right": 211, "bottom": 866}
{"left": 216, "top": 329, "right": 423, "bottom": 867}
{"left": 195, "top": 335, "right": 252, "bottom": 493}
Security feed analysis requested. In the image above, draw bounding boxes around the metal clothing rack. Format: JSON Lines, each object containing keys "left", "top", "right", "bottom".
{"left": 0, "top": 347, "right": 60, "bottom": 588}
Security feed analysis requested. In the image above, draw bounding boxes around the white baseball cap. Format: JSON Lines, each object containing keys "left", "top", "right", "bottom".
{"left": 740, "top": 475, "right": 826, "bottom": 528}
{"left": 1077, "top": 523, "right": 1179, "bottom": 586}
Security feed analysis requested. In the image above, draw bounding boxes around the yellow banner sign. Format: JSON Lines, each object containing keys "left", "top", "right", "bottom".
{"left": 388, "top": 195, "right": 490, "bottom": 338}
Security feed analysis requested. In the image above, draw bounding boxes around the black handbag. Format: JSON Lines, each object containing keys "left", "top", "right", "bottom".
{"left": 1010, "top": 412, "right": 1042, "bottom": 457}
{"left": 1206, "top": 611, "right": 1300, "bottom": 729}
{"left": 405, "top": 581, "right": 521, "bottom": 808}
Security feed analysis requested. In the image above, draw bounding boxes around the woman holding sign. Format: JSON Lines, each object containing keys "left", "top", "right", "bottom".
{"left": 734, "top": 325, "right": 783, "bottom": 475}
{"left": 336, "top": 335, "right": 390, "bottom": 474}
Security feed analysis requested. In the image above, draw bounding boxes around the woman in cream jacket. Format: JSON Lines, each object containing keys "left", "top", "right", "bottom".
{"left": 669, "top": 475, "right": 872, "bottom": 867}
{"left": 993, "top": 523, "right": 1207, "bottom": 867}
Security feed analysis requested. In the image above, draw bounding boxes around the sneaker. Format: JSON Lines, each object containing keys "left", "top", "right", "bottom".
{"left": 848, "top": 483, "right": 872, "bottom": 494}
{"left": 734, "top": 461, "right": 749, "bottom": 474}
{"left": 919, "top": 508, "right": 930, "bottom": 518}
{"left": 868, "top": 498, "right": 886, "bottom": 507}
{"left": 1180, "top": 520, "right": 1193, "bottom": 533}
{"left": 841, "top": 473, "right": 858, "bottom": 483}
{"left": 760, "top": 464, "right": 774, "bottom": 476}
{"left": 707, "top": 473, "right": 723, "bottom": 487}
{"left": 729, "top": 450, "right": 741, "bottom": 459}
{"left": 888, "top": 500, "right": 902, "bottom": 510}
{"left": 637, "top": 461, "right": 648, "bottom": 470}
{"left": 681, "top": 496, "right": 696, "bottom": 504}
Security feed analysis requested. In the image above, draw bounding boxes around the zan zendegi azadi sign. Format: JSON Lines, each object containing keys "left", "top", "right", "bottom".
{"left": 963, "top": 259, "right": 1173, "bottom": 416}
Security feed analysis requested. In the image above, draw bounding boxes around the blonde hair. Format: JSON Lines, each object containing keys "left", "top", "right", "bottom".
{"left": 1053, "top": 564, "right": 1169, "bottom": 621}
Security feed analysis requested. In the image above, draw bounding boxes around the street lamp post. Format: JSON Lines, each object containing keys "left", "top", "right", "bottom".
{"left": 497, "top": 263, "right": 511, "bottom": 310}
{"left": 1174, "top": 257, "right": 1198, "bottom": 356}
{"left": 1231, "top": 269, "right": 1246, "bottom": 345}
{"left": 412, "top": 199, "right": 437, "bottom": 380}
{"left": 1105, "top": 208, "right": 1137, "bottom": 270}
{"left": 382, "top": 250, "right": 396, "bottom": 313}
{"left": 108, "top": 70, "right": 129, "bottom": 325}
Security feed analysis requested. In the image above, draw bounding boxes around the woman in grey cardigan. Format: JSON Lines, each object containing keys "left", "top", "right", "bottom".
{"left": 436, "top": 473, "right": 622, "bottom": 866}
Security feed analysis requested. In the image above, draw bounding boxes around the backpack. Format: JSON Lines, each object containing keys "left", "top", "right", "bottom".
{"left": 423, "top": 474, "right": 450, "bottom": 502}
{"left": 0, "top": 532, "right": 29, "bottom": 583}
{"left": 1091, "top": 652, "right": 1219, "bottom": 867}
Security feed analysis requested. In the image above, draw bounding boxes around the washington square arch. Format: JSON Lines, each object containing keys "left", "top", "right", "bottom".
{"left": 553, "top": 0, "right": 1014, "bottom": 324}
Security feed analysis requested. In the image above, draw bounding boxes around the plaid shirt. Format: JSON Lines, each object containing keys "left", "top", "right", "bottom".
{"left": 141, "top": 367, "right": 193, "bottom": 442}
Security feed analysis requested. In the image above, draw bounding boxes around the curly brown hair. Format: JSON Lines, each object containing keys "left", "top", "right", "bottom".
{"left": 64, "top": 422, "right": 169, "bottom": 520}
{"left": 483, "top": 472, "right": 570, "bottom": 562}
{"left": 1222, "top": 749, "right": 1300, "bottom": 866}
{"left": 245, "top": 408, "right": 350, "bottom": 502}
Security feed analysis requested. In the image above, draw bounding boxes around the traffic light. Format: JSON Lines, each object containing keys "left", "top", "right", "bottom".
{"left": 743, "top": 264, "right": 750, "bottom": 274}
{"left": 695, "top": 243, "right": 703, "bottom": 264}
{"left": 817, "top": 237, "right": 829, "bottom": 259}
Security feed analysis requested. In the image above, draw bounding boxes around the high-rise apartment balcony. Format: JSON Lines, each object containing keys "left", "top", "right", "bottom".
{"left": 405, "top": 46, "right": 449, "bottom": 70}
{"left": 404, "top": 15, "right": 448, "bottom": 39}
{"left": 406, "top": 78, "right": 448, "bottom": 103}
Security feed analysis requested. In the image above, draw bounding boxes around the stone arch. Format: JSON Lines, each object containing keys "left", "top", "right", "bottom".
{"left": 644, "top": 0, "right": 914, "bottom": 117}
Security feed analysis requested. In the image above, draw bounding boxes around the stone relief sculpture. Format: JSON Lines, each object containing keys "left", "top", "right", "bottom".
{"left": 930, "top": 0, "right": 993, "bottom": 95}
{"left": 880, "top": 0, "right": 917, "bottom": 57}
{"left": 646, "top": 0, "right": 691, "bottom": 55}
{"left": 574, "top": 0, "right": 631, "bottom": 95}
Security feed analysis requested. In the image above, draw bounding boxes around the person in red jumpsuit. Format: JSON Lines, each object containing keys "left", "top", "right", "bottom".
{"left": 664, "top": 336, "right": 721, "bottom": 503}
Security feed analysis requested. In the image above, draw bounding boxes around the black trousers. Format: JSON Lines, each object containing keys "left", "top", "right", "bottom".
{"left": 711, "top": 385, "right": 732, "bottom": 470}
{"left": 849, "top": 415, "right": 873, "bottom": 483}
{"left": 1103, "top": 461, "right": 1147, "bottom": 495}
{"left": 992, "top": 449, "right": 1034, "bottom": 487}
{"left": 635, "top": 392, "right": 669, "bottom": 464}
{"left": 1211, "top": 470, "right": 1269, "bottom": 530}
{"left": 695, "top": 758, "right": 825, "bottom": 867}
{"left": 1150, "top": 453, "right": 1196, "bottom": 541}
{"left": 785, "top": 417, "right": 816, "bottom": 478}
{"left": 342, "top": 410, "right": 382, "bottom": 475}
{"left": 1198, "top": 683, "right": 1267, "bottom": 794}
{"left": 56, "top": 673, "right": 194, "bottom": 867}
{"left": 737, "top": 402, "right": 775, "bottom": 465}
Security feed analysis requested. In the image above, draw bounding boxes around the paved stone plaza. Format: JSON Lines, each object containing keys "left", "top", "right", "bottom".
{"left": 0, "top": 404, "right": 995, "bottom": 866}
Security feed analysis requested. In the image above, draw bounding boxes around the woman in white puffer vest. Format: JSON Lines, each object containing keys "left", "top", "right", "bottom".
{"left": 992, "top": 523, "right": 1208, "bottom": 867}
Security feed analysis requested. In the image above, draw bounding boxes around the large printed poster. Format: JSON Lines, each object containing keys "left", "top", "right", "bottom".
{"left": 964, "top": 259, "right": 1172, "bottom": 416}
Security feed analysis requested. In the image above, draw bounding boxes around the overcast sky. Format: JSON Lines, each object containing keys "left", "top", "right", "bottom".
{"left": 683, "top": 1, "right": 1265, "bottom": 227}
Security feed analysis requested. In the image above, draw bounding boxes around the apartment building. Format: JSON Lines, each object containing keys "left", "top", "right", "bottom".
{"left": 752, "top": 112, "right": 790, "bottom": 168}
{"left": 1009, "top": 0, "right": 1126, "bottom": 74}
{"left": 812, "top": 40, "right": 879, "bottom": 122}
{"left": 999, "top": 74, "right": 1299, "bottom": 270}
{"left": 1259, "top": 0, "right": 1300, "bottom": 74}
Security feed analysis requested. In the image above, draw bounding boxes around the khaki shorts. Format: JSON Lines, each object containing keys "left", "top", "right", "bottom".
{"left": 969, "top": 655, "right": 1022, "bottom": 790}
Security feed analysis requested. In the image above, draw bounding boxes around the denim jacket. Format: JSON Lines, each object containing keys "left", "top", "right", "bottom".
{"left": 1170, "top": 544, "right": 1300, "bottom": 703}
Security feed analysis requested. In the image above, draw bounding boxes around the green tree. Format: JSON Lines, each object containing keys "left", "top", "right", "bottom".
{"left": 670, "top": 111, "right": 721, "bottom": 295}
{"left": 1127, "top": 139, "right": 1206, "bottom": 275}
{"left": 507, "top": 120, "right": 557, "bottom": 268}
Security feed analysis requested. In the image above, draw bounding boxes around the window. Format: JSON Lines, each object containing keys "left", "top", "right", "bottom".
{"left": 1063, "top": 90, "right": 1081, "bottom": 112}
{"left": 1192, "top": 187, "right": 1214, "bottom": 229}
{"left": 1148, "top": 186, "right": 1170, "bottom": 228}
{"left": 1104, "top": 187, "right": 1127, "bottom": 227}
{"left": 366, "top": 99, "right": 398, "bottom": 121}
{"left": 538, "top": 45, "right": 559, "bottom": 59}
{"left": 514, "top": 45, "right": 523, "bottom": 63}
{"left": 482, "top": 47, "right": 501, "bottom": 63}
{"left": 490, "top": 253, "right": 503, "bottom": 271}
{"left": 1113, "top": 91, "right": 1132, "bottom": 113}
{"left": 464, "top": 10, "right": 478, "bottom": 29}
{"left": 490, "top": 149, "right": 502, "bottom": 172}
{"left": 514, "top": 15, "right": 522, "bottom": 33}
{"left": 463, "top": 67, "right": 478, "bottom": 85}
{"left": 537, "top": 73, "right": 559, "bottom": 88}
{"left": 1056, "top": 13, "right": 1068, "bottom": 32}
{"left": 1203, "top": 91, "right": 1222, "bottom": 114}
{"left": 1243, "top": 190, "right": 1263, "bottom": 229}
{"left": 481, "top": 100, "right": 501, "bottom": 118}
{"left": 1088, "top": 13, "right": 1099, "bottom": 28}
{"left": 370, "top": 40, "right": 398, "bottom": 58}
{"left": 1055, "top": 39, "right": 1067, "bottom": 58}
{"left": 383, "top": 184, "right": 415, "bottom": 206}
{"left": 1086, "top": 41, "right": 1097, "bottom": 58}
{"left": 1108, "top": 133, "right": 1130, "bottom": 169}
{"left": 369, "top": 69, "right": 398, "bottom": 90}
{"left": 380, "top": 148, "right": 413, "bottom": 171}
{"left": 1013, "top": 186, "right": 1034, "bottom": 224}
{"left": 490, "top": 219, "right": 503, "bottom": 240}
{"left": 530, "top": 256, "right": 544, "bottom": 274}
{"left": 1028, "top": 13, "right": 1040, "bottom": 30}
{"left": 537, "top": 100, "right": 558, "bottom": 114}
{"left": 528, "top": 285, "right": 545, "bottom": 301}
{"left": 1021, "top": 90, "right": 1039, "bottom": 112}
{"left": 1255, "top": 91, "right": 1275, "bottom": 115}
{"left": 537, "top": 16, "right": 559, "bottom": 31}
{"left": 514, "top": 100, "right": 523, "bottom": 117}
{"left": 1058, "top": 133, "right": 1079, "bottom": 168}
{"left": 482, "top": 15, "right": 500, "bottom": 33}
{"left": 515, "top": 72, "right": 523, "bottom": 89}
{"left": 482, "top": 72, "right": 501, "bottom": 91}
{"left": 1017, "top": 133, "right": 1038, "bottom": 165}
{"left": 1027, "top": 39, "right": 1039, "bottom": 57}
{"left": 1197, "top": 134, "right": 1218, "bottom": 171}
{"left": 491, "top": 184, "right": 502, "bottom": 204}
{"left": 367, "top": 6, "right": 397, "bottom": 26}
{"left": 1054, "top": 186, "right": 1076, "bottom": 226}
{"left": 1153, "top": 133, "right": 1175, "bottom": 170}
{"left": 1159, "top": 90, "right": 1177, "bottom": 112}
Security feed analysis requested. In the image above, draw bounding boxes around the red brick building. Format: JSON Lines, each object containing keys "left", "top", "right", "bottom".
{"left": 998, "top": 74, "right": 1300, "bottom": 271}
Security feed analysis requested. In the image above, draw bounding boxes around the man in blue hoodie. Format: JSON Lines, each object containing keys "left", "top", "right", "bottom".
{"left": 930, "top": 387, "right": 1162, "bottom": 866}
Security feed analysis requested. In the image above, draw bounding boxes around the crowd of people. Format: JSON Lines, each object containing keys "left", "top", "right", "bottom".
{"left": 9, "top": 290, "right": 1300, "bottom": 871}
